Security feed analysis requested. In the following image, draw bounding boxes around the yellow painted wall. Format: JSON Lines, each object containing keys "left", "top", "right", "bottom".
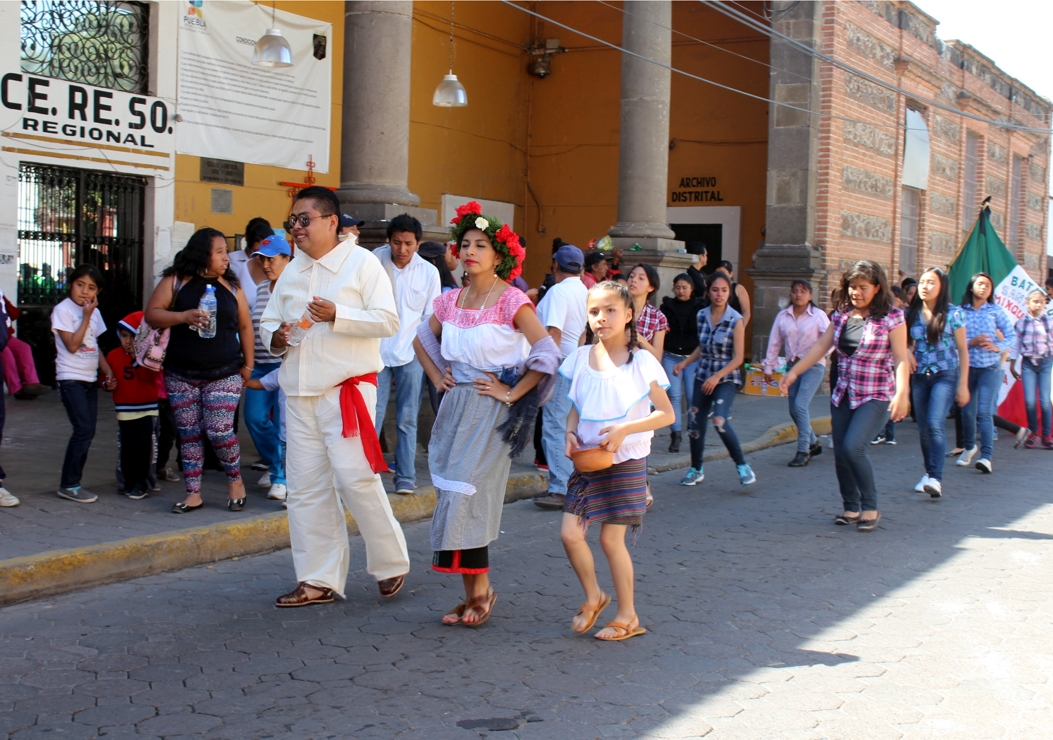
{"left": 173, "top": 1, "right": 344, "bottom": 243}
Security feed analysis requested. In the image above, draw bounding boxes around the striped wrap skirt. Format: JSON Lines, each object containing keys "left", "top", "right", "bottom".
{"left": 563, "top": 457, "right": 648, "bottom": 539}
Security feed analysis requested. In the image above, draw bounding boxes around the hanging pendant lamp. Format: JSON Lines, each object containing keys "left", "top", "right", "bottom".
{"left": 433, "top": 1, "right": 467, "bottom": 107}
{"left": 253, "top": 1, "right": 293, "bottom": 67}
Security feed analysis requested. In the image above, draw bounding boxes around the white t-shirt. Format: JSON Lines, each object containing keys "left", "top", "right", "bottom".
{"left": 51, "top": 297, "right": 107, "bottom": 382}
{"left": 537, "top": 276, "right": 589, "bottom": 358}
{"left": 229, "top": 251, "right": 259, "bottom": 308}
{"left": 559, "top": 345, "right": 670, "bottom": 464}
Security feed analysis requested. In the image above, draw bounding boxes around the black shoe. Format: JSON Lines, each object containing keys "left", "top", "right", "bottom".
{"left": 533, "top": 493, "right": 566, "bottom": 510}
{"left": 809, "top": 442, "right": 823, "bottom": 458}
{"left": 171, "top": 501, "right": 203, "bottom": 513}
{"left": 788, "top": 451, "right": 811, "bottom": 467}
{"left": 668, "top": 431, "right": 681, "bottom": 454}
{"left": 227, "top": 498, "right": 246, "bottom": 512}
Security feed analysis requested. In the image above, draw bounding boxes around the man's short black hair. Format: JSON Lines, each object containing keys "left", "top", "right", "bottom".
{"left": 294, "top": 186, "right": 341, "bottom": 218}
{"left": 686, "top": 241, "right": 707, "bottom": 256}
{"left": 387, "top": 213, "right": 422, "bottom": 241}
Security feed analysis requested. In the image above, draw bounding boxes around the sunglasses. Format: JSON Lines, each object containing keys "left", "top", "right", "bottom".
{"left": 285, "top": 213, "right": 333, "bottom": 230}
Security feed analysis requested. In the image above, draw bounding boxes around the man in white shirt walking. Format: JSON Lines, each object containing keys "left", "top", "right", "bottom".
{"left": 373, "top": 214, "right": 441, "bottom": 495}
{"left": 534, "top": 244, "right": 589, "bottom": 510}
{"left": 261, "top": 187, "right": 410, "bottom": 607}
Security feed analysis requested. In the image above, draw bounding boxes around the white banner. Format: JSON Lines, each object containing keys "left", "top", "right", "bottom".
{"left": 175, "top": 0, "right": 331, "bottom": 172}
{"left": 993, "top": 265, "right": 1053, "bottom": 405}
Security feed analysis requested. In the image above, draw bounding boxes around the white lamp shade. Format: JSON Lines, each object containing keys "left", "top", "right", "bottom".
{"left": 433, "top": 73, "right": 467, "bottom": 107}
{"left": 253, "top": 28, "right": 293, "bottom": 67}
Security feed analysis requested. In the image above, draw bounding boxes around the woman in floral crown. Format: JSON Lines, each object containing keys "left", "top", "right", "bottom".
{"left": 414, "top": 202, "right": 561, "bottom": 627}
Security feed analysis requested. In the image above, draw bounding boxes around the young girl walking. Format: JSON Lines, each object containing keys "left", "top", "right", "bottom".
{"left": 672, "top": 274, "right": 756, "bottom": 486}
{"left": 904, "top": 268, "right": 969, "bottom": 498}
{"left": 1011, "top": 289, "right": 1053, "bottom": 448}
{"left": 51, "top": 264, "right": 116, "bottom": 503}
{"left": 560, "top": 281, "right": 674, "bottom": 641}
{"left": 780, "top": 261, "right": 911, "bottom": 532}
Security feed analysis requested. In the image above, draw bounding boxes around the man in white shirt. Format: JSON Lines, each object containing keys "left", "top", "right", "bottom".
{"left": 533, "top": 244, "right": 589, "bottom": 510}
{"left": 373, "top": 214, "right": 441, "bottom": 495}
{"left": 260, "top": 187, "right": 410, "bottom": 608}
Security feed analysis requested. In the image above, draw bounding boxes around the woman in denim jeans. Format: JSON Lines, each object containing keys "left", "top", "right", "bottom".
{"left": 1011, "top": 289, "right": 1053, "bottom": 449}
{"left": 905, "top": 268, "right": 970, "bottom": 499}
{"left": 958, "top": 273, "right": 1015, "bottom": 473}
{"left": 781, "top": 261, "right": 911, "bottom": 532}
{"left": 672, "top": 273, "right": 755, "bottom": 487}
{"left": 659, "top": 274, "right": 705, "bottom": 455}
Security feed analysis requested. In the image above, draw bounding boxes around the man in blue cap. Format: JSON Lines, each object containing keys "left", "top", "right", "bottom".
{"left": 534, "top": 243, "right": 588, "bottom": 510}
{"left": 339, "top": 213, "right": 365, "bottom": 242}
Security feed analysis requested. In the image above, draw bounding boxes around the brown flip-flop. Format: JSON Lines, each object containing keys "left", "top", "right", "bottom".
{"left": 595, "top": 617, "right": 647, "bottom": 641}
{"left": 572, "top": 591, "right": 611, "bottom": 634}
{"left": 461, "top": 587, "right": 497, "bottom": 628}
{"left": 441, "top": 601, "right": 468, "bottom": 626}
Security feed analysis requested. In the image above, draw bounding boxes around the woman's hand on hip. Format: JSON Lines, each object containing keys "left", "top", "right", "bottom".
{"left": 472, "top": 371, "right": 509, "bottom": 401}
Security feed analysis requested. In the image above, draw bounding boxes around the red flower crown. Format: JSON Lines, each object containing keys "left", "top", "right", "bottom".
{"left": 450, "top": 201, "right": 525, "bottom": 283}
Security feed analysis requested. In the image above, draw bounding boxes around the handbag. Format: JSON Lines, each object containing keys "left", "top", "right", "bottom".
{"left": 134, "top": 276, "right": 181, "bottom": 370}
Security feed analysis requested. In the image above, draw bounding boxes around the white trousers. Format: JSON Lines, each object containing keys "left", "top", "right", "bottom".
{"left": 286, "top": 386, "right": 410, "bottom": 595}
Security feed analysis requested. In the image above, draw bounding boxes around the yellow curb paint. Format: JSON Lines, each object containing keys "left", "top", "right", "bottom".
{"left": 0, "top": 422, "right": 818, "bottom": 606}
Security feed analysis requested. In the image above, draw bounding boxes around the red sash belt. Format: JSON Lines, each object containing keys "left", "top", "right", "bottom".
{"left": 337, "top": 374, "right": 389, "bottom": 474}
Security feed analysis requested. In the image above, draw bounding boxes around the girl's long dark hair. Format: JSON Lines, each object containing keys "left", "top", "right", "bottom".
{"left": 790, "top": 278, "right": 817, "bottom": 308}
{"left": 418, "top": 241, "right": 458, "bottom": 290}
{"left": 836, "top": 260, "right": 892, "bottom": 318}
{"left": 163, "top": 227, "right": 240, "bottom": 289}
{"left": 629, "top": 263, "right": 660, "bottom": 304}
{"left": 962, "top": 272, "right": 995, "bottom": 306}
{"left": 906, "top": 267, "right": 950, "bottom": 347}
{"left": 583, "top": 280, "right": 637, "bottom": 364}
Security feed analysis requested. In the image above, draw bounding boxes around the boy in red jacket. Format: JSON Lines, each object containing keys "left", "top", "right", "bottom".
{"left": 106, "top": 312, "right": 158, "bottom": 500}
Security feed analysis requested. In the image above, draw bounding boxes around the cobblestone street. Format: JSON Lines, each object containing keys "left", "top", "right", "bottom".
{"left": 1, "top": 424, "right": 1051, "bottom": 739}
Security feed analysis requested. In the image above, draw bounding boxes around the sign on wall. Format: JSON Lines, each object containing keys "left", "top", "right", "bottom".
{"left": 176, "top": 0, "right": 331, "bottom": 172}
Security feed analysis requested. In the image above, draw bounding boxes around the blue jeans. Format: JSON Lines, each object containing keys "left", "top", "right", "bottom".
{"left": 830, "top": 398, "right": 889, "bottom": 512}
{"left": 662, "top": 352, "right": 698, "bottom": 433}
{"left": 788, "top": 364, "right": 824, "bottom": 452}
{"left": 244, "top": 363, "right": 285, "bottom": 486}
{"left": 375, "top": 359, "right": 424, "bottom": 489}
{"left": 59, "top": 379, "right": 98, "bottom": 489}
{"left": 1021, "top": 356, "right": 1053, "bottom": 437}
{"left": 912, "top": 370, "right": 957, "bottom": 481}
{"left": 690, "top": 379, "right": 745, "bottom": 466}
{"left": 541, "top": 372, "right": 573, "bottom": 494}
{"left": 961, "top": 365, "right": 1001, "bottom": 460}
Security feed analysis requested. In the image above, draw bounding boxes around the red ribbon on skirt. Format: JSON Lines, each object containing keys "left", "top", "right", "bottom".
{"left": 337, "top": 374, "right": 389, "bottom": 474}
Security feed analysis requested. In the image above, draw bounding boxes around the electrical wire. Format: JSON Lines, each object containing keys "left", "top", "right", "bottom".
{"left": 592, "top": 0, "right": 811, "bottom": 84}
{"left": 709, "top": 1, "right": 1051, "bottom": 135}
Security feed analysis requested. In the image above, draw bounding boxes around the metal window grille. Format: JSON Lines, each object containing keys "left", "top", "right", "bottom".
{"left": 20, "top": 0, "right": 149, "bottom": 94}
{"left": 17, "top": 162, "right": 146, "bottom": 382}
{"left": 962, "top": 132, "right": 981, "bottom": 231}
{"left": 900, "top": 186, "right": 921, "bottom": 278}
{"left": 1009, "top": 155, "right": 1024, "bottom": 253}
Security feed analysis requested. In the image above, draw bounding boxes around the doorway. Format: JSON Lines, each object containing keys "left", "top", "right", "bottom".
{"left": 16, "top": 162, "right": 147, "bottom": 384}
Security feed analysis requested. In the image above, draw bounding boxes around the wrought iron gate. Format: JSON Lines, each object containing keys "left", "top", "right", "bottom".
{"left": 16, "top": 162, "right": 147, "bottom": 383}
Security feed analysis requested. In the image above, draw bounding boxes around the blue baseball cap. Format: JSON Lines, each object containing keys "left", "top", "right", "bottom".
{"left": 339, "top": 213, "right": 365, "bottom": 229}
{"left": 253, "top": 234, "right": 292, "bottom": 258}
{"left": 553, "top": 244, "right": 584, "bottom": 273}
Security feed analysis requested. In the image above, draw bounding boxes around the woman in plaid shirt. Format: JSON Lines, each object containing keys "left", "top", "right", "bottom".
{"left": 627, "top": 264, "right": 668, "bottom": 362}
{"left": 672, "top": 273, "right": 756, "bottom": 487}
{"left": 1010, "top": 289, "right": 1053, "bottom": 448}
{"left": 780, "top": 261, "right": 911, "bottom": 532}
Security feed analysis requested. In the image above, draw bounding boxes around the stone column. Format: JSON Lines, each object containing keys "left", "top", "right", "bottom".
{"left": 746, "top": 0, "right": 825, "bottom": 361}
{"left": 338, "top": 1, "right": 438, "bottom": 245}
{"left": 607, "top": 0, "right": 687, "bottom": 290}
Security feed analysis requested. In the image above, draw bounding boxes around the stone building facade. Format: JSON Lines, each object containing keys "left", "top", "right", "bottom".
{"left": 750, "top": 0, "right": 1051, "bottom": 359}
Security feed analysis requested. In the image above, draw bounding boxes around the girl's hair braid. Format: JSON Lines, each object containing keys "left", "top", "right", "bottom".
{"left": 586, "top": 280, "right": 636, "bottom": 365}
{"left": 626, "top": 317, "right": 638, "bottom": 364}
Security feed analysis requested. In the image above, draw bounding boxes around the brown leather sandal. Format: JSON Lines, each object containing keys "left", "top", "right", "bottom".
{"left": 572, "top": 591, "right": 611, "bottom": 634}
{"left": 461, "top": 587, "right": 497, "bottom": 628}
{"left": 275, "top": 582, "right": 335, "bottom": 608}
{"left": 595, "top": 616, "right": 647, "bottom": 641}
{"left": 441, "top": 601, "right": 468, "bottom": 626}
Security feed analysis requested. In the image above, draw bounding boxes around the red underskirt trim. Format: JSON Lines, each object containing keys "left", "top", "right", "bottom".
{"left": 431, "top": 564, "right": 489, "bottom": 574}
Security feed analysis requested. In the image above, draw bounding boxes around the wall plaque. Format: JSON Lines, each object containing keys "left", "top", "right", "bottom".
{"left": 201, "top": 158, "right": 244, "bottom": 186}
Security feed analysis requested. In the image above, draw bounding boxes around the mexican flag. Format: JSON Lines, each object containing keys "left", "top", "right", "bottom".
{"left": 948, "top": 202, "right": 1050, "bottom": 425}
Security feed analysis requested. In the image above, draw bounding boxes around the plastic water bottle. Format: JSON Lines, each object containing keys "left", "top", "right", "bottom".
{"left": 198, "top": 285, "right": 218, "bottom": 339}
{"left": 285, "top": 310, "right": 315, "bottom": 347}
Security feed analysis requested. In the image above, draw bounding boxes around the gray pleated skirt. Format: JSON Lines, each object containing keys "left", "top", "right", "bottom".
{"left": 428, "top": 383, "right": 513, "bottom": 552}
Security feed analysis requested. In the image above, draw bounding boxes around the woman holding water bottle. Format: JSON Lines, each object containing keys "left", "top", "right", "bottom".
{"left": 145, "top": 228, "right": 255, "bottom": 513}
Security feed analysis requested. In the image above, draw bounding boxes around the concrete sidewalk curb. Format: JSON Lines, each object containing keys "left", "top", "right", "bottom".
{"left": 0, "top": 417, "right": 831, "bottom": 606}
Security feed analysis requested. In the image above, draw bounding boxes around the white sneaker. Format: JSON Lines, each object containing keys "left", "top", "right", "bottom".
{"left": 257, "top": 472, "right": 272, "bottom": 488}
{"left": 956, "top": 447, "right": 978, "bottom": 466}
{"left": 0, "top": 486, "right": 19, "bottom": 507}
{"left": 975, "top": 458, "right": 992, "bottom": 474}
{"left": 914, "top": 475, "right": 930, "bottom": 492}
{"left": 267, "top": 483, "right": 287, "bottom": 501}
{"left": 923, "top": 478, "right": 942, "bottom": 498}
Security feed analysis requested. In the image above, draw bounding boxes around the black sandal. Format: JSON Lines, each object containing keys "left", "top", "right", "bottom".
{"left": 171, "top": 501, "right": 203, "bottom": 514}
{"left": 834, "top": 513, "right": 860, "bottom": 525}
{"left": 227, "top": 498, "right": 246, "bottom": 512}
